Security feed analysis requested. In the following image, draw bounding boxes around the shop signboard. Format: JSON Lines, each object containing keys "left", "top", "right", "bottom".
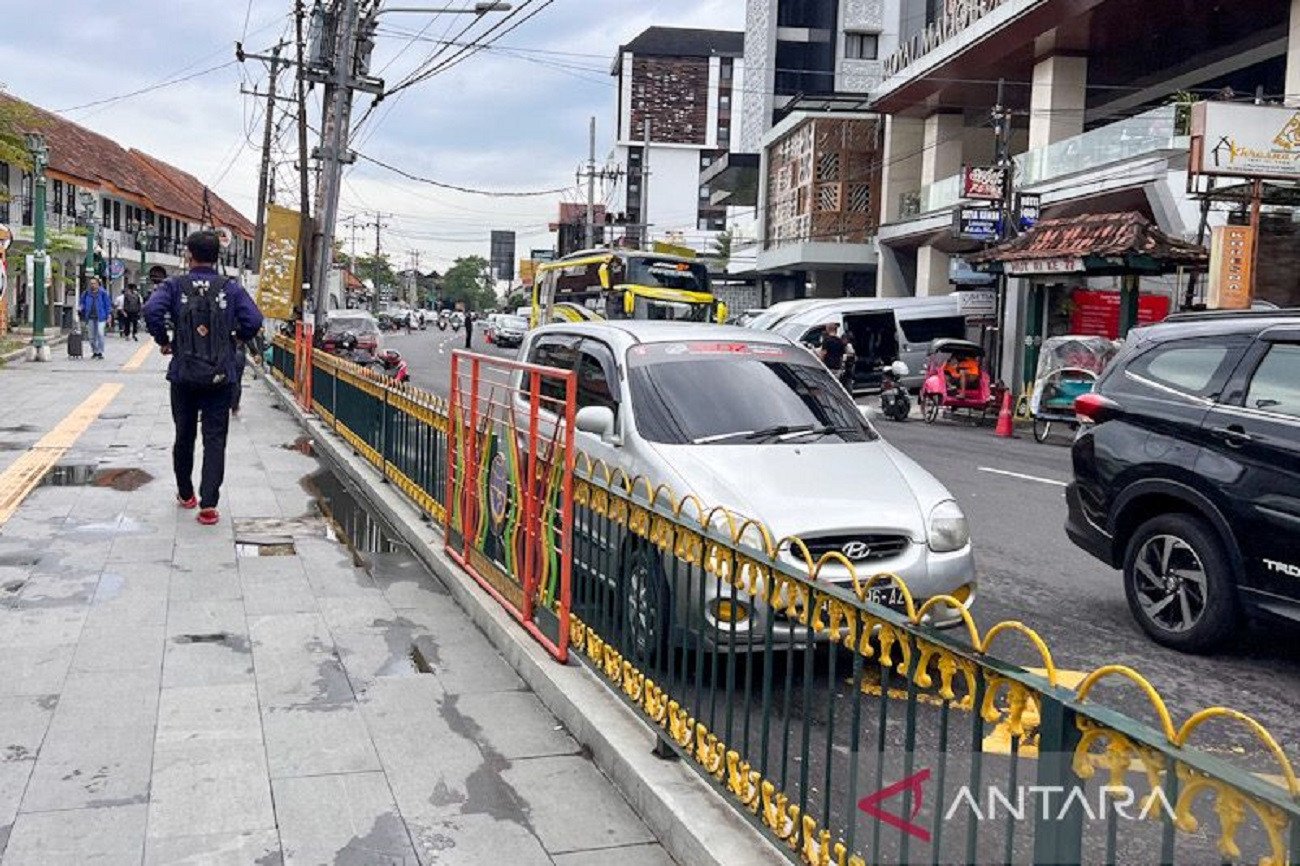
{"left": 1206, "top": 224, "right": 1253, "bottom": 309}
{"left": 1003, "top": 257, "right": 1085, "bottom": 276}
{"left": 961, "top": 165, "right": 1007, "bottom": 201}
{"left": 953, "top": 206, "right": 1000, "bottom": 241}
{"left": 956, "top": 289, "right": 996, "bottom": 319}
{"left": 1016, "top": 193, "right": 1041, "bottom": 230}
{"left": 519, "top": 259, "right": 537, "bottom": 288}
{"left": 530, "top": 248, "right": 556, "bottom": 262}
{"left": 1191, "top": 103, "right": 1300, "bottom": 180}
{"left": 1069, "top": 289, "right": 1170, "bottom": 339}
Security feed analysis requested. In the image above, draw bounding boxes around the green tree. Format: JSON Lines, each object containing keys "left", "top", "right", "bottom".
{"left": 354, "top": 253, "right": 398, "bottom": 297}
{"left": 706, "top": 229, "right": 732, "bottom": 269}
{"left": 0, "top": 92, "right": 39, "bottom": 171}
{"left": 442, "top": 255, "right": 496, "bottom": 311}
{"left": 504, "top": 290, "right": 527, "bottom": 311}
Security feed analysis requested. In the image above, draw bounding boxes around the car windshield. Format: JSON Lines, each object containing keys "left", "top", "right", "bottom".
{"left": 635, "top": 296, "right": 710, "bottom": 321}
{"left": 627, "top": 341, "right": 875, "bottom": 445}
{"left": 499, "top": 316, "right": 528, "bottom": 329}
{"left": 626, "top": 257, "right": 709, "bottom": 292}
{"left": 325, "top": 315, "right": 379, "bottom": 338}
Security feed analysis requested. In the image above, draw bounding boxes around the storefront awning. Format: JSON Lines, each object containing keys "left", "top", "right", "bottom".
{"left": 966, "top": 211, "right": 1208, "bottom": 276}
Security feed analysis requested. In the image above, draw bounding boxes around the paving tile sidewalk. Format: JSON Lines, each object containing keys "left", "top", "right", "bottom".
{"left": 0, "top": 344, "right": 673, "bottom": 865}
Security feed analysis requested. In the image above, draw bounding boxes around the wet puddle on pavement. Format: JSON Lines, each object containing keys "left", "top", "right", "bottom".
{"left": 38, "top": 464, "right": 154, "bottom": 491}
{"left": 302, "top": 469, "right": 416, "bottom": 572}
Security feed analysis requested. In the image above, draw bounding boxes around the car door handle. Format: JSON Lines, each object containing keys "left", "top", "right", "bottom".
{"left": 1212, "top": 425, "right": 1252, "bottom": 447}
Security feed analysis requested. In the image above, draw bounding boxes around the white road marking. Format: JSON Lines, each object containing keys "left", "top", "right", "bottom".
{"left": 978, "top": 466, "right": 1068, "bottom": 487}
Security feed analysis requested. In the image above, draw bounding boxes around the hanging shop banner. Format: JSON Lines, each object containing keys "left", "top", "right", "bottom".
{"left": 257, "top": 204, "right": 302, "bottom": 320}
{"left": 956, "top": 289, "right": 996, "bottom": 318}
{"left": 1206, "top": 224, "right": 1253, "bottom": 309}
{"left": 1070, "top": 289, "right": 1170, "bottom": 339}
{"left": 1016, "top": 193, "right": 1041, "bottom": 230}
{"left": 953, "top": 206, "right": 1000, "bottom": 241}
{"left": 961, "top": 165, "right": 1008, "bottom": 201}
{"left": 1191, "top": 103, "right": 1300, "bottom": 181}
{"left": 519, "top": 259, "right": 537, "bottom": 288}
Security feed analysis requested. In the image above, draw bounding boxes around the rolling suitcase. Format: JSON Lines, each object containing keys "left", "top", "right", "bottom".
{"left": 67, "top": 329, "right": 83, "bottom": 359}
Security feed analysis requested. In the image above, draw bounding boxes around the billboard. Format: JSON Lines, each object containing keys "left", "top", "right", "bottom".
{"left": 961, "top": 166, "right": 1007, "bottom": 201}
{"left": 490, "top": 230, "right": 516, "bottom": 281}
{"left": 519, "top": 259, "right": 537, "bottom": 288}
{"left": 1191, "top": 103, "right": 1300, "bottom": 181}
{"left": 257, "top": 204, "right": 302, "bottom": 320}
{"left": 1206, "top": 225, "right": 1254, "bottom": 309}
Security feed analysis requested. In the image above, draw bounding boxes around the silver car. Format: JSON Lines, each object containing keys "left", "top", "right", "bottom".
{"left": 517, "top": 321, "right": 977, "bottom": 649}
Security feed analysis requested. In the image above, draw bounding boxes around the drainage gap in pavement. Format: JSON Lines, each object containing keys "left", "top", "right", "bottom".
{"left": 173, "top": 633, "right": 229, "bottom": 644}
{"left": 235, "top": 542, "right": 297, "bottom": 557}
{"left": 38, "top": 465, "right": 154, "bottom": 491}
{"left": 302, "top": 469, "right": 418, "bottom": 577}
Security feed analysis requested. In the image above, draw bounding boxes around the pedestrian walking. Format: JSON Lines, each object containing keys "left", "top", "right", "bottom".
{"left": 143, "top": 230, "right": 264, "bottom": 526}
{"left": 122, "top": 284, "right": 143, "bottom": 341}
{"left": 113, "top": 289, "right": 127, "bottom": 337}
{"left": 463, "top": 311, "right": 473, "bottom": 349}
{"left": 80, "top": 278, "right": 111, "bottom": 359}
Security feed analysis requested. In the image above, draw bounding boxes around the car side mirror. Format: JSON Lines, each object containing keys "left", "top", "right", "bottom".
{"left": 575, "top": 405, "right": 618, "bottom": 444}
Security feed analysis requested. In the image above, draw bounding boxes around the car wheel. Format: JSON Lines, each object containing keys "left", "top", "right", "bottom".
{"left": 922, "top": 394, "right": 941, "bottom": 424}
{"left": 621, "top": 541, "right": 671, "bottom": 668}
{"left": 1122, "top": 514, "right": 1238, "bottom": 653}
{"left": 1033, "top": 417, "right": 1052, "bottom": 443}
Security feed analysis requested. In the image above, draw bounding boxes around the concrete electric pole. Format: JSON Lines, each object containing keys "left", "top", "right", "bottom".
{"left": 251, "top": 42, "right": 285, "bottom": 267}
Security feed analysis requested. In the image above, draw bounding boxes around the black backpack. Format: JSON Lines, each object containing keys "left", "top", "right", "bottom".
{"left": 174, "top": 274, "right": 234, "bottom": 387}
{"left": 123, "top": 290, "right": 142, "bottom": 314}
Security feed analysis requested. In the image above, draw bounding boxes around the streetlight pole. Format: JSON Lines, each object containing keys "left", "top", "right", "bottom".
{"left": 25, "top": 133, "right": 50, "bottom": 361}
{"left": 77, "top": 191, "right": 96, "bottom": 334}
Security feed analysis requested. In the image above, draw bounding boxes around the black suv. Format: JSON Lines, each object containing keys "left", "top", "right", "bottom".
{"left": 1066, "top": 310, "right": 1300, "bottom": 652}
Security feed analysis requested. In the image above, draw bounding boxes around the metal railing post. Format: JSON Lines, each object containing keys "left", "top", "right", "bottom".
{"left": 1032, "top": 695, "right": 1085, "bottom": 866}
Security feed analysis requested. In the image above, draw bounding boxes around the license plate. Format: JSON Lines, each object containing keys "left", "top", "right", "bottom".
{"left": 867, "top": 585, "right": 905, "bottom": 612}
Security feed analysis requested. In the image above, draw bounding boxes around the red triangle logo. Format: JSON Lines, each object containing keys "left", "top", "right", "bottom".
{"left": 858, "top": 768, "right": 932, "bottom": 842}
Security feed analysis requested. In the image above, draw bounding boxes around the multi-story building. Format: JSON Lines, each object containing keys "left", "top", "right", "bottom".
{"left": 1, "top": 93, "right": 255, "bottom": 329}
{"left": 869, "top": 0, "right": 1299, "bottom": 383}
{"left": 610, "top": 27, "right": 744, "bottom": 247}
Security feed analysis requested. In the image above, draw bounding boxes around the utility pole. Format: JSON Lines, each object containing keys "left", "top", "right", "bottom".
{"left": 585, "top": 117, "right": 596, "bottom": 249}
{"left": 365, "top": 212, "right": 390, "bottom": 313}
{"left": 991, "top": 78, "right": 1013, "bottom": 384}
{"left": 407, "top": 249, "right": 420, "bottom": 306}
{"left": 294, "top": 0, "right": 313, "bottom": 321}
{"left": 252, "top": 43, "right": 285, "bottom": 267}
{"left": 640, "top": 118, "right": 651, "bottom": 249}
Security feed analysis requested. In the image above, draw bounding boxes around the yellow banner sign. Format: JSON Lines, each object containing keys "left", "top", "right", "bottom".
{"left": 257, "top": 205, "right": 302, "bottom": 320}
{"left": 519, "top": 259, "right": 536, "bottom": 287}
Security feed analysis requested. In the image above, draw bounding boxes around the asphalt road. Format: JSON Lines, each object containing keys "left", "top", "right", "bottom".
{"left": 386, "top": 324, "right": 1300, "bottom": 755}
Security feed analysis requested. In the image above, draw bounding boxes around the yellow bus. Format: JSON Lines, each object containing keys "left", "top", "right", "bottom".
{"left": 531, "top": 249, "right": 727, "bottom": 328}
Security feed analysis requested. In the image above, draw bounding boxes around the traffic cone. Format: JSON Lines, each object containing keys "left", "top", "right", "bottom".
{"left": 995, "top": 389, "right": 1014, "bottom": 438}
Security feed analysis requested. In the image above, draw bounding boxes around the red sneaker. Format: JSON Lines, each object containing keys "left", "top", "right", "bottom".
{"left": 177, "top": 494, "right": 198, "bottom": 509}
{"left": 196, "top": 508, "right": 220, "bottom": 526}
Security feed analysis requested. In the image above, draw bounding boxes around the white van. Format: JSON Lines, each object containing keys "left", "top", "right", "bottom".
{"left": 758, "top": 296, "right": 968, "bottom": 391}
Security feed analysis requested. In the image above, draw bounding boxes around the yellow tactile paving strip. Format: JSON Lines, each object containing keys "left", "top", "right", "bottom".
{"left": 122, "top": 342, "right": 154, "bottom": 371}
{"left": 0, "top": 383, "right": 123, "bottom": 526}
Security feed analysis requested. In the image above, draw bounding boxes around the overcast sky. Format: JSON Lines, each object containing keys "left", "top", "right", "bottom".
{"left": 0, "top": 1, "right": 742, "bottom": 272}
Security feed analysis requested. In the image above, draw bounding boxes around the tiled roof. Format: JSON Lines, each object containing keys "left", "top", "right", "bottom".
{"left": 967, "top": 212, "right": 1208, "bottom": 267}
{"left": 2, "top": 92, "right": 253, "bottom": 238}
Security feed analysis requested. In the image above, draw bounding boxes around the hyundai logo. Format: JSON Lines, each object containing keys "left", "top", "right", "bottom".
{"left": 841, "top": 540, "right": 872, "bottom": 560}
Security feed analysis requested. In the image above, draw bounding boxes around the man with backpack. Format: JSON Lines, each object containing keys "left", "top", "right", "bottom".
{"left": 122, "top": 284, "right": 143, "bottom": 340}
{"left": 143, "top": 231, "right": 263, "bottom": 526}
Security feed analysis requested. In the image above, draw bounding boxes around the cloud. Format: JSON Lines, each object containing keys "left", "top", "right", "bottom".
{"left": 1, "top": 0, "right": 742, "bottom": 270}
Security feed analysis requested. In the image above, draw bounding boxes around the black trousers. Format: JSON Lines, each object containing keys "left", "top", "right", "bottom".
{"left": 171, "top": 383, "right": 233, "bottom": 508}
{"left": 124, "top": 312, "right": 140, "bottom": 338}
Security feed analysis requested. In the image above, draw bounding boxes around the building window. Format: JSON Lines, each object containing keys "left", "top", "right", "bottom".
{"left": 112, "top": 200, "right": 121, "bottom": 231}
{"left": 102, "top": 198, "right": 111, "bottom": 226}
{"left": 845, "top": 32, "right": 879, "bottom": 60}
{"left": 52, "top": 180, "right": 63, "bottom": 217}
{"left": 700, "top": 186, "right": 710, "bottom": 200}
{"left": 720, "top": 95, "right": 731, "bottom": 109}
{"left": 66, "top": 183, "right": 77, "bottom": 218}
{"left": 718, "top": 125, "right": 730, "bottom": 142}
{"left": 720, "top": 59, "right": 732, "bottom": 80}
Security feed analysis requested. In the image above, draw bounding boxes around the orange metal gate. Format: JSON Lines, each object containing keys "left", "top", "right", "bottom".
{"left": 444, "top": 350, "right": 577, "bottom": 662}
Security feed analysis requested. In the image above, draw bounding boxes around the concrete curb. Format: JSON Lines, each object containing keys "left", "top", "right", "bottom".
{"left": 1, "top": 334, "right": 69, "bottom": 364}
{"left": 262, "top": 376, "right": 786, "bottom": 866}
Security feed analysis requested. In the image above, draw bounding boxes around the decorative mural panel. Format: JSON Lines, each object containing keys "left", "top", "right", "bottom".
{"left": 631, "top": 56, "right": 710, "bottom": 145}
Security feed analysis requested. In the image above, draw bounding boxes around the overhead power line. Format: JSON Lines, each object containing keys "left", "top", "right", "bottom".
{"left": 354, "top": 150, "right": 570, "bottom": 197}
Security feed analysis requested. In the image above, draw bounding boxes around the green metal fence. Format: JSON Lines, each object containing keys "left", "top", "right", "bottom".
{"left": 285, "top": 338, "right": 1300, "bottom": 865}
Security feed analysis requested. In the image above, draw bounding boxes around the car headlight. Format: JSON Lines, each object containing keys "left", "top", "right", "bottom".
{"left": 927, "top": 500, "right": 969, "bottom": 553}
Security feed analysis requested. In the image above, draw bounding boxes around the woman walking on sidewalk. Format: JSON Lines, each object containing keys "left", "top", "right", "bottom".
{"left": 80, "top": 279, "right": 111, "bottom": 359}
{"left": 143, "top": 231, "right": 264, "bottom": 526}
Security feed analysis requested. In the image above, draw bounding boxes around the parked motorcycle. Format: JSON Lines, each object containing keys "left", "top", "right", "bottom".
{"left": 878, "top": 360, "right": 911, "bottom": 422}
{"left": 372, "top": 349, "right": 410, "bottom": 384}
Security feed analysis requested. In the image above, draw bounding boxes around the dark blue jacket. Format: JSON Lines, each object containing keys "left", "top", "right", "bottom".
{"left": 143, "top": 267, "right": 264, "bottom": 384}
{"left": 80, "top": 288, "right": 112, "bottom": 323}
